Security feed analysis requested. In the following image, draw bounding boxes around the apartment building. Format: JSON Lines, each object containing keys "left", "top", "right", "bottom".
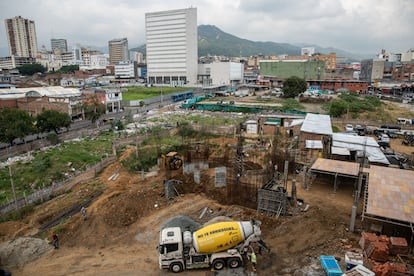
{"left": 51, "top": 39, "right": 68, "bottom": 54}
{"left": 108, "top": 38, "right": 129, "bottom": 64}
{"left": 5, "top": 16, "right": 38, "bottom": 58}
{"left": 0, "top": 56, "right": 35, "bottom": 70}
{"left": 145, "top": 7, "right": 198, "bottom": 85}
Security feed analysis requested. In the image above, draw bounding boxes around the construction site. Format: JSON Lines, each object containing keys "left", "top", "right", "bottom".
{"left": 1, "top": 107, "right": 414, "bottom": 275}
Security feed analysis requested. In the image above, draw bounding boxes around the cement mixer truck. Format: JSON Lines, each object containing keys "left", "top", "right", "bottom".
{"left": 158, "top": 218, "right": 268, "bottom": 273}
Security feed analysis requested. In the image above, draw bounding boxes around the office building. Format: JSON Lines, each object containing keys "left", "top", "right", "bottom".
{"left": 51, "top": 39, "right": 68, "bottom": 54}
{"left": 301, "top": 47, "right": 315, "bottom": 56}
{"left": 5, "top": 16, "right": 38, "bottom": 57}
{"left": 145, "top": 7, "right": 197, "bottom": 85}
{"left": 198, "top": 61, "right": 244, "bottom": 86}
{"left": 108, "top": 38, "right": 129, "bottom": 64}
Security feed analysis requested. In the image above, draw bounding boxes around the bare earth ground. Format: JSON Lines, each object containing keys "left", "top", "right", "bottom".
{"left": 0, "top": 144, "right": 368, "bottom": 276}
{"left": 1, "top": 99, "right": 414, "bottom": 275}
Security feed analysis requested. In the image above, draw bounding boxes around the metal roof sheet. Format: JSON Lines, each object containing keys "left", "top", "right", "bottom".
{"left": 331, "top": 146, "right": 350, "bottom": 155}
{"left": 300, "top": 113, "right": 332, "bottom": 135}
{"left": 0, "top": 86, "right": 81, "bottom": 99}
{"left": 332, "top": 134, "right": 389, "bottom": 165}
{"left": 306, "top": 140, "right": 323, "bottom": 149}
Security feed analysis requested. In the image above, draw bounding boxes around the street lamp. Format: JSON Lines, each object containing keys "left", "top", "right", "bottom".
{"left": 160, "top": 85, "right": 163, "bottom": 106}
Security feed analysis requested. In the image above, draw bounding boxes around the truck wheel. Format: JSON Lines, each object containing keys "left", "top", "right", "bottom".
{"left": 170, "top": 262, "right": 183, "bottom": 273}
{"left": 228, "top": 258, "right": 241, "bottom": 268}
{"left": 213, "top": 259, "right": 225, "bottom": 270}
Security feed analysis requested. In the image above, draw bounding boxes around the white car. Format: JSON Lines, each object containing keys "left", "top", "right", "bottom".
{"left": 380, "top": 134, "right": 390, "bottom": 143}
{"left": 345, "top": 124, "right": 353, "bottom": 132}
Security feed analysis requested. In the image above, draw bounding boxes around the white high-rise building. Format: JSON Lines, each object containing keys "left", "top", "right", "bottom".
{"left": 108, "top": 38, "right": 129, "bottom": 64}
{"left": 145, "top": 7, "right": 198, "bottom": 85}
{"left": 5, "top": 16, "right": 38, "bottom": 58}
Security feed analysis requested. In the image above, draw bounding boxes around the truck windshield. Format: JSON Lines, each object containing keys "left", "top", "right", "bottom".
{"left": 160, "top": 243, "right": 178, "bottom": 253}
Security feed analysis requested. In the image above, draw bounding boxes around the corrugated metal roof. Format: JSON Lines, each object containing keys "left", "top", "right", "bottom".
{"left": 332, "top": 133, "right": 389, "bottom": 165}
{"left": 305, "top": 140, "right": 323, "bottom": 149}
{"left": 289, "top": 119, "right": 304, "bottom": 127}
{"left": 333, "top": 133, "right": 378, "bottom": 147}
{"left": 331, "top": 146, "right": 350, "bottom": 155}
{"left": 0, "top": 86, "right": 81, "bottom": 99}
{"left": 364, "top": 165, "right": 414, "bottom": 224}
{"left": 300, "top": 113, "right": 332, "bottom": 135}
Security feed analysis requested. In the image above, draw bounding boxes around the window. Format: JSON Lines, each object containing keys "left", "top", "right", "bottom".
{"left": 165, "top": 243, "right": 179, "bottom": 253}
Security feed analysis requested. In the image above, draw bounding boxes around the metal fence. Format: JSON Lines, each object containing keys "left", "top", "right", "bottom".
{"left": 0, "top": 156, "right": 116, "bottom": 215}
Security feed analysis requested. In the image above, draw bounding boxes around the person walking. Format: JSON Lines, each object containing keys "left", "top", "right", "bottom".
{"left": 81, "top": 207, "right": 87, "bottom": 221}
{"left": 52, "top": 232, "right": 59, "bottom": 249}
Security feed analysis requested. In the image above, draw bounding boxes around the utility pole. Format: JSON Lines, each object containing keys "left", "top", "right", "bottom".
{"left": 9, "top": 165, "right": 17, "bottom": 208}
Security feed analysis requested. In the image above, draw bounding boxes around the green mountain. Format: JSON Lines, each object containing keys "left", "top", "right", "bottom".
{"left": 130, "top": 25, "right": 368, "bottom": 60}
{"left": 198, "top": 24, "right": 301, "bottom": 57}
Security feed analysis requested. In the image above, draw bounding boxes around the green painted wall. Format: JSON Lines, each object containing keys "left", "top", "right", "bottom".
{"left": 260, "top": 60, "right": 325, "bottom": 79}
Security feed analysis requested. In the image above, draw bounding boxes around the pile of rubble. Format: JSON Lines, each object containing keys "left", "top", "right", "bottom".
{"left": 358, "top": 232, "right": 411, "bottom": 275}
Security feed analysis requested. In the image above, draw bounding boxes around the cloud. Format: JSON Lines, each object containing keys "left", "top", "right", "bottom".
{"left": 0, "top": 0, "right": 413, "bottom": 55}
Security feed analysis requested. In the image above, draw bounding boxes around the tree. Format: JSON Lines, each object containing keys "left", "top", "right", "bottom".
{"left": 57, "top": 65, "right": 79, "bottom": 74}
{"left": 17, "top": 63, "right": 47, "bottom": 75}
{"left": 329, "top": 99, "right": 348, "bottom": 117}
{"left": 83, "top": 95, "right": 106, "bottom": 123}
{"left": 0, "top": 108, "right": 35, "bottom": 144}
{"left": 282, "top": 76, "right": 307, "bottom": 98}
{"left": 36, "top": 110, "right": 72, "bottom": 134}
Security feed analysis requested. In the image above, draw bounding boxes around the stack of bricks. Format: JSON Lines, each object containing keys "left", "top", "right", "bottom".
{"left": 366, "top": 241, "right": 389, "bottom": 262}
{"left": 359, "top": 233, "right": 410, "bottom": 275}
{"left": 389, "top": 236, "right": 409, "bottom": 256}
{"left": 359, "top": 232, "right": 379, "bottom": 250}
{"left": 371, "top": 261, "right": 409, "bottom": 276}
{"left": 359, "top": 232, "right": 390, "bottom": 261}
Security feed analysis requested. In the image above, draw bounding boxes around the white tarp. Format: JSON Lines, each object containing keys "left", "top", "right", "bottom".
{"left": 332, "top": 133, "right": 389, "bottom": 165}
{"left": 332, "top": 133, "right": 379, "bottom": 147}
{"left": 331, "top": 146, "right": 350, "bottom": 155}
{"left": 300, "top": 113, "right": 332, "bottom": 135}
{"left": 289, "top": 119, "right": 304, "bottom": 127}
{"left": 305, "top": 140, "right": 323, "bottom": 149}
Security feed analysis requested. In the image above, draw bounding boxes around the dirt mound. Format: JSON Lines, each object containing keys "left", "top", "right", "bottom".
{"left": 101, "top": 187, "right": 163, "bottom": 227}
{"left": 0, "top": 237, "right": 51, "bottom": 268}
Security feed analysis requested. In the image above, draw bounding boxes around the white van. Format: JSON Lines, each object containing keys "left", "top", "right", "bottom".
{"left": 397, "top": 118, "right": 411, "bottom": 125}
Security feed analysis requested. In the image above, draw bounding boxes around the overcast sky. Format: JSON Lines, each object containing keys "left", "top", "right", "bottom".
{"left": 0, "top": 0, "right": 413, "bottom": 56}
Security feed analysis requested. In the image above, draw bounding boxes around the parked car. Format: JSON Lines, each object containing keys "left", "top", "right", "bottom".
{"left": 354, "top": 125, "right": 366, "bottom": 136}
{"left": 378, "top": 133, "right": 390, "bottom": 148}
{"left": 385, "top": 130, "right": 398, "bottom": 138}
{"left": 345, "top": 124, "right": 354, "bottom": 132}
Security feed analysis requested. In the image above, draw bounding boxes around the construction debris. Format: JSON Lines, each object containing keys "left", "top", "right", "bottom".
{"left": 343, "top": 264, "right": 375, "bottom": 276}
{"left": 358, "top": 232, "right": 412, "bottom": 276}
{"left": 371, "top": 261, "right": 409, "bottom": 275}
{"left": 389, "top": 236, "right": 409, "bottom": 256}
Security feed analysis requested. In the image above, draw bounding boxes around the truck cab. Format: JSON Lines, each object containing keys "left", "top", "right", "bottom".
{"left": 159, "top": 227, "right": 185, "bottom": 272}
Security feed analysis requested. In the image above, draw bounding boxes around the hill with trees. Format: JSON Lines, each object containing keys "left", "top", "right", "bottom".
{"left": 130, "top": 25, "right": 368, "bottom": 60}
